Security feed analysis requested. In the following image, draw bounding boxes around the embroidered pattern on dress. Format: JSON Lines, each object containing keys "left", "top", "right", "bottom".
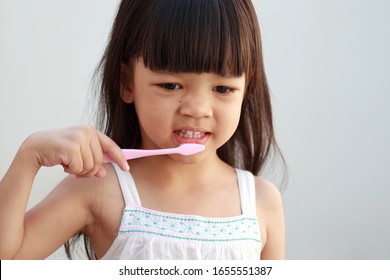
{"left": 118, "top": 207, "right": 261, "bottom": 243}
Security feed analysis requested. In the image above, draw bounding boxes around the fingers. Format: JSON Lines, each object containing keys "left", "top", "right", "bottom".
{"left": 73, "top": 136, "right": 103, "bottom": 178}
{"left": 58, "top": 125, "right": 129, "bottom": 178}
{"left": 97, "top": 130, "right": 130, "bottom": 172}
{"left": 95, "top": 166, "right": 107, "bottom": 178}
{"left": 80, "top": 130, "right": 107, "bottom": 177}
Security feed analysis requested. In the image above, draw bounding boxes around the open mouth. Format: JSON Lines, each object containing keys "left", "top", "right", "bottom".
{"left": 174, "top": 129, "right": 210, "bottom": 144}
{"left": 175, "top": 129, "right": 206, "bottom": 139}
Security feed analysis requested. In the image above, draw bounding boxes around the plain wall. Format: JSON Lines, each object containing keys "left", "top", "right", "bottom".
{"left": 1, "top": 0, "right": 389, "bottom": 259}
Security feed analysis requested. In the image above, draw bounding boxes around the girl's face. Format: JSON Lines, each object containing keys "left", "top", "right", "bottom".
{"left": 123, "top": 59, "right": 246, "bottom": 162}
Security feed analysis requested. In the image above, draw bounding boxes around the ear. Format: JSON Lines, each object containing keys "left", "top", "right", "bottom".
{"left": 120, "top": 63, "right": 134, "bottom": 103}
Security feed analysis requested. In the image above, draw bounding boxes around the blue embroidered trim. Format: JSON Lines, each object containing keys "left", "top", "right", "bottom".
{"left": 119, "top": 208, "right": 261, "bottom": 243}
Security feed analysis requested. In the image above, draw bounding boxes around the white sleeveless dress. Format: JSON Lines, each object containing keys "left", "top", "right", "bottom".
{"left": 101, "top": 164, "right": 261, "bottom": 260}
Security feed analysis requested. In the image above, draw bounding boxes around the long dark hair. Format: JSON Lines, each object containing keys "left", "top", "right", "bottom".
{"left": 65, "top": 0, "right": 285, "bottom": 259}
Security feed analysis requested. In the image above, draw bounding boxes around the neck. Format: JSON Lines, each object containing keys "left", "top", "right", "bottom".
{"left": 128, "top": 153, "right": 232, "bottom": 190}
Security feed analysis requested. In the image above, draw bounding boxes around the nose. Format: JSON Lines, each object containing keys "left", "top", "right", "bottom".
{"left": 179, "top": 92, "right": 213, "bottom": 119}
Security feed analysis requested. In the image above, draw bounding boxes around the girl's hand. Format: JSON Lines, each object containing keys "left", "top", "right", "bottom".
{"left": 22, "top": 125, "right": 129, "bottom": 178}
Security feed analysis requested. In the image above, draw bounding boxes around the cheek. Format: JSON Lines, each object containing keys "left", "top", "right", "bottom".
{"left": 134, "top": 90, "right": 156, "bottom": 116}
{"left": 217, "top": 104, "right": 242, "bottom": 137}
{"left": 134, "top": 98, "right": 175, "bottom": 134}
{"left": 228, "top": 110, "right": 242, "bottom": 134}
{"left": 137, "top": 104, "right": 161, "bottom": 126}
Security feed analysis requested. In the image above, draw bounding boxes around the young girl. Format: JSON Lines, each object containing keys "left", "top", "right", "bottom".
{"left": 0, "top": 0, "right": 285, "bottom": 260}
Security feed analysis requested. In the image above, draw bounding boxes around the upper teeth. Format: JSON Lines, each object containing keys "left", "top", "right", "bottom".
{"left": 177, "top": 130, "right": 205, "bottom": 139}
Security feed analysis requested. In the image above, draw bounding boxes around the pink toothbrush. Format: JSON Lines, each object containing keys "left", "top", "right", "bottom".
{"left": 103, "top": 143, "right": 205, "bottom": 163}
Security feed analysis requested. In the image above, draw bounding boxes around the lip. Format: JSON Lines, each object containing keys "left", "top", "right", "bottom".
{"left": 173, "top": 127, "right": 210, "bottom": 145}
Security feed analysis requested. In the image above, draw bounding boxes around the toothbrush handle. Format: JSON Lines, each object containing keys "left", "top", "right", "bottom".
{"left": 103, "top": 148, "right": 176, "bottom": 163}
{"left": 122, "top": 149, "right": 167, "bottom": 160}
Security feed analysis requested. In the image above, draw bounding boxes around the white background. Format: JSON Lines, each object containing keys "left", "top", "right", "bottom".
{"left": 1, "top": 0, "right": 389, "bottom": 259}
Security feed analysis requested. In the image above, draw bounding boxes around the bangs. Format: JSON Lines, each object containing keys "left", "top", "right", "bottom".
{"left": 140, "top": 0, "right": 251, "bottom": 77}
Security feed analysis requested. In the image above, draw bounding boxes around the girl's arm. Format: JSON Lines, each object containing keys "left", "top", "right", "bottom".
{"left": 255, "top": 177, "right": 285, "bottom": 260}
{"left": 0, "top": 126, "right": 128, "bottom": 259}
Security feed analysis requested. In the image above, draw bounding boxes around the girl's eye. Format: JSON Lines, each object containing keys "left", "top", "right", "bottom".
{"left": 159, "top": 83, "right": 182, "bottom": 91}
{"left": 213, "top": 86, "right": 234, "bottom": 94}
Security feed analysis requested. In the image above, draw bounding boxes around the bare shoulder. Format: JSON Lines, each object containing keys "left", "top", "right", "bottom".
{"left": 11, "top": 164, "right": 122, "bottom": 259}
{"left": 53, "top": 165, "right": 112, "bottom": 205}
{"left": 57, "top": 163, "right": 120, "bottom": 194}
{"left": 253, "top": 176, "right": 283, "bottom": 210}
{"left": 56, "top": 163, "right": 123, "bottom": 217}
{"left": 253, "top": 176, "right": 285, "bottom": 260}
{"left": 41, "top": 163, "right": 123, "bottom": 238}
{"left": 43, "top": 165, "right": 118, "bottom": 225}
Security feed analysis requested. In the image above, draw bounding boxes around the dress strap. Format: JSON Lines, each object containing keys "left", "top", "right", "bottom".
{"left": 236, "top": 169, "right": 257, "bottom": 216}
{"left": 111, "top": 163, "right": 141, "bottom": 208}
